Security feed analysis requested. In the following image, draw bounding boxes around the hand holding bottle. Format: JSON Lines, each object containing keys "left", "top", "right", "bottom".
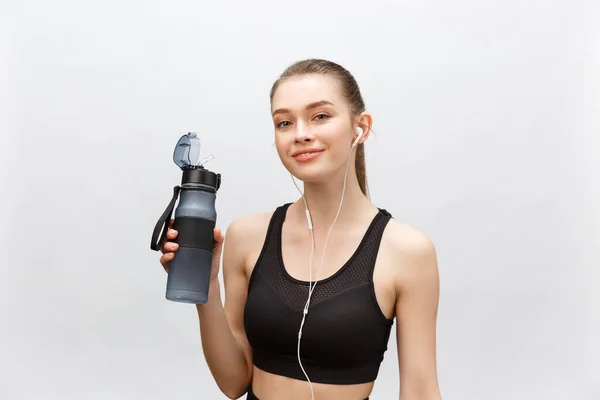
{"left": 159, "top": 218, "right": 225, "bottom": 282}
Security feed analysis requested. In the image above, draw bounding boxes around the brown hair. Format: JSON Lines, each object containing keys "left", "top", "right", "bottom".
{"left": 269, "top": 58, "right": 370, "bottom": 197}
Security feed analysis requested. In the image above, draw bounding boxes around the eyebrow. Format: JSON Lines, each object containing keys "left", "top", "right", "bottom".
{"left": 272, "top": 100, "right": 335, "bottom": 117}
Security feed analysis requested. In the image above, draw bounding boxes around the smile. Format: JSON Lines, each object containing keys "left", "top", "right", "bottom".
{"left": 293, "top": 149, "right": 324, "bottom": 162}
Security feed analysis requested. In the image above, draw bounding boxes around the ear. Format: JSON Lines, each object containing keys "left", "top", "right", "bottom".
{"left": 355, "top": 112, "right": 373, "bottom": 145}
{"left": 354, "top": 112, "right": 373, "bottom": 145}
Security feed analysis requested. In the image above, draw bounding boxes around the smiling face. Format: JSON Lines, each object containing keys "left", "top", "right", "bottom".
{"left": 271, "top": 74, "right": 358, "bottom": 183}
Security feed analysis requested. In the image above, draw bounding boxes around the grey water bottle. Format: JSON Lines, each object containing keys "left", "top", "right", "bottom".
{"left": 150, "top": 132, "right": 222, "bottom": 304}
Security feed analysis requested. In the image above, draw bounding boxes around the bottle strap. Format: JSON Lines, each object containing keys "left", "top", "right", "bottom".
{"left": 150, "top": 185, "right": 181, "bottom": 251}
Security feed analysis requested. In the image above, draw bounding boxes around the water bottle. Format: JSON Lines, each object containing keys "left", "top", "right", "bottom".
{"left": 150, "top": 132, "right": 222, "bottom": 304}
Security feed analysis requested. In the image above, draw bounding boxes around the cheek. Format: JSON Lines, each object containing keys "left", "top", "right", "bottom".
{"left": 318, "top": 124, "right": 351, "bottom": 153}
{"left": 274, "top": 136, "right": 293, "bottom": 166}
{"left": 273, "top": 135, "right": 287, "bottom": 155}
{"left": 316, "top": 118, "right": 349, "bottom": 140}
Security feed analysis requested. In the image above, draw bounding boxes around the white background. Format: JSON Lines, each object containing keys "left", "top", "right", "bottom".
{"left": 1, "top": 0, "right": 599, "bottom": 399}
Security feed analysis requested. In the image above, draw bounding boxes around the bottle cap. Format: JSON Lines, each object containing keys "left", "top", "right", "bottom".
{"left": 172, "top": 132, "right": 221, "bottom": 191}
{"left": 181, "top": 166, "right": 221, "bottom": 191}
{"left": 173, "top": 132, "right": 201, "bottom": 169}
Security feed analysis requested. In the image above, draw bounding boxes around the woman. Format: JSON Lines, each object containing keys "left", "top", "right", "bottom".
{"left": 159, "top": 59, "right": 442, "bottom": 400}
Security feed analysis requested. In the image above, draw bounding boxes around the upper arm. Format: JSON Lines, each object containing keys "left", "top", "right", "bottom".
{"left": 393, "top": 228, "right": 442, "bottom": 399}
{"left": 220, "top": 216, "right": 258, "bottom": 381}
{"left": 221, "top": 213, "right": 271, "bottom": 383}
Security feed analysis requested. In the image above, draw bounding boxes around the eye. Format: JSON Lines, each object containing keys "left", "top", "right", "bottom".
{"left": 276, "top": 120, "right": 292, "bottom": 128}
{"left": 314, "top": 113, "right": 330, "bottom": 121}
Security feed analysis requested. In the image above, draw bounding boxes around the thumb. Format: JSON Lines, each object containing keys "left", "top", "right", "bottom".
{"left": 213, "top": 227, "right": 224, "bottom": 249}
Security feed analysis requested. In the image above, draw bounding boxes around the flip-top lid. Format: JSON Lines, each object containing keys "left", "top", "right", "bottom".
{"left": 173, "top": 132, "right": 201, "bottom": 170}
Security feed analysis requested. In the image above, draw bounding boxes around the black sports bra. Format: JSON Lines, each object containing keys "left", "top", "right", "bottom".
{"left": 243, "top": 203, "right": 395, "bottom": 386}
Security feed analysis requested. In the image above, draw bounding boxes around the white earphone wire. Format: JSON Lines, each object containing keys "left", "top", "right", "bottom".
{"left": 290, "top": 128, "right": 361, "bottom": 400}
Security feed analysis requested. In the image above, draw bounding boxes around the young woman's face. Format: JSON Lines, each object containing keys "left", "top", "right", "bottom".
{"left": 271, "top": 74, "right": 357, "bottom": 183}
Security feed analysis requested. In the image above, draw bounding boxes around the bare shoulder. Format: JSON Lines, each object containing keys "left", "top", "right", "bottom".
{"left": 383, "top": 218, "right": 437, "bottom": 261}
{"left": 223, "top": 210, "right": 275, "bottom": 275}
{"left": 381, "top": 218, "right": 439, "bottom": 290}
{"left": 225, "top": 210, "right": 274, "bottom": 239}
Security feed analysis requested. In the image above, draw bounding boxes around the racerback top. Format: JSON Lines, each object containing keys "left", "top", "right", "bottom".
{"left": 243, "top": 203, "right": 395, "bottom": 385}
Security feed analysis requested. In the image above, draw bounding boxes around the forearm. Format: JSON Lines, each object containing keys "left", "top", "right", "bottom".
{"left": 400, "top": 394, "right": 442, "bottom": 400}
{"left": 400, "top": 385, "right": 442, "bottom": 400}
{"left": 196, "top": 279, "right": 251, "bottom": 398}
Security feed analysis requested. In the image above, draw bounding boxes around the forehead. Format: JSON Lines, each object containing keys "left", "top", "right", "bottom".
{"left": 271, "top": 74, "right": 343, "bottom": 112}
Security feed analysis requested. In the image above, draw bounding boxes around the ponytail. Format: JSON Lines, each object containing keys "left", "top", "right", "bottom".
{"left": 355, "top": 143, "right": 368, "bottom": 198}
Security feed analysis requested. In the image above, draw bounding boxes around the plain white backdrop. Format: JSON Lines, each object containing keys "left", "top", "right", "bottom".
{"left": 1, "top": 0, "right": 599, "bottom": 399}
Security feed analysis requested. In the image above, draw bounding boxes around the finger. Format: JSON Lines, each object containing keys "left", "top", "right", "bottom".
{"left": 166, "top": 228, "right": 178, "bottom": 239}
{"left": 213, "top": 227, "right": 224, "bottom": 245}
{"left": 160, "top": 260, "right": 169, "bottom": 272}
{"left": 160, "top": 253, "right": 174, "bottom": 271}
{"left": 161, "top": 242, "right": 179, "bottom": 253}
{"left": 169, "top": 218, "right": 175, "bottom": 228}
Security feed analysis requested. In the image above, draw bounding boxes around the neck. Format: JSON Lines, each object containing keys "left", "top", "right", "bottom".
{"left": 292, "top": 168, "right": 371, "bottom": 233}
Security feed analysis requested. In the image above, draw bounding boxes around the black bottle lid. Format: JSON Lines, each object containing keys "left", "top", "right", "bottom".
{"left": 181, "top": 166, "right": 221, "bottom": 191}
{"left": 172, "top": 132, "right": 221, "bottom": 191}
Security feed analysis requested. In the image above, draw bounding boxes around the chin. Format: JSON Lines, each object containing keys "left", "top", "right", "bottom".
{"left": 291, "top": 171, "right": 328, "bottom": 184}
{"left": 287, "top": 162, "right": 334, "bottom": 183}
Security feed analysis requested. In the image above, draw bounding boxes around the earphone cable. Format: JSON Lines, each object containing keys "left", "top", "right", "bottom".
{"left": 290, "top": 139, "right": 356, "bottom": 400}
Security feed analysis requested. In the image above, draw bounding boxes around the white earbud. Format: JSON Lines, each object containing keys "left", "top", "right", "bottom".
{"left": 352, "top": 126, "right": 364, "bottom": 148}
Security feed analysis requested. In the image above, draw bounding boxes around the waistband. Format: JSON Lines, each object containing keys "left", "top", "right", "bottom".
{"left": 246, "top": 386, "right": 369, "bottom": 399}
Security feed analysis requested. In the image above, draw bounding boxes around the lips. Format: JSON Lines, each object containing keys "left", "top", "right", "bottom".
{"left": 292, "top": 148, "right": 324, "bottom": 163}
{"left": 292, "top": 148, "right": 324, "bottom": 157}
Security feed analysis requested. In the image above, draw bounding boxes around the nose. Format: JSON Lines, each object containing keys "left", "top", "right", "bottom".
{"left": 294, "top": 124, "right": 315, "bottom": 143}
